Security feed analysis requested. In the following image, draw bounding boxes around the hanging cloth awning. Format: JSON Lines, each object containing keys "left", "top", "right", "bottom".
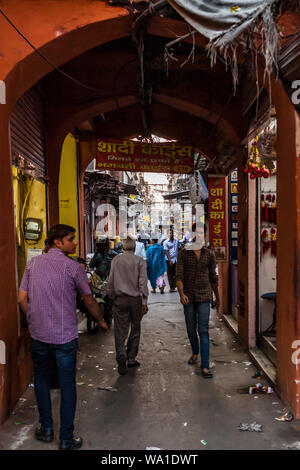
{"left": 166, "top": 0, "right": 277, "bottom": 92}
{"left": 167, "top": 0, "right": 276, "bottom": 44}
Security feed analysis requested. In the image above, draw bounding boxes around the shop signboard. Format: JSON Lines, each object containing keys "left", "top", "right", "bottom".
{"left": 229, "top": 169, "right": 238, "bottom": 261}
{"left": 208, "top": 175, "right": 228, "bottom": 262}
{"left": 96, "top": 139, "right": 194, "bottom": 174}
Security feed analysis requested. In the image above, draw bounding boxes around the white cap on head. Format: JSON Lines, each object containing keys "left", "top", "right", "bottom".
{"left": 151, "top": 233, "right": 160, "bottom": 240}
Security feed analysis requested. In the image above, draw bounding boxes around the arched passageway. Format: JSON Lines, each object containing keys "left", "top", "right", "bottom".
{"left": 0, "top": 0, "right": 300, "bottom": 426}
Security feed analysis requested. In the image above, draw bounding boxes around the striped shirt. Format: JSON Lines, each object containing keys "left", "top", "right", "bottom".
{"left": 175, "top": 247, "right": 218, "bottom": 303}
{"left": 20, "top": 248, "right": 91, "bottom": 344}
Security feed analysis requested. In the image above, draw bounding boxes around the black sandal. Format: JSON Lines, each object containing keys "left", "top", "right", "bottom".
{"left": 188, "top": 355, "right": 198, "bottom": 365}
{"left": 201, "top": 369, "right": 213, "bottom": 378}
{"left": 128, "top": 360, "right": 140, "bottom": 368}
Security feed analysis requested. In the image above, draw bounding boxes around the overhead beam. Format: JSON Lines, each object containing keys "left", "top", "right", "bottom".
{"left": 47, "top": 95, "right": 139, "bottom": 134}
{"left": 153, "top": 92, "right": 241, "bottom": 144}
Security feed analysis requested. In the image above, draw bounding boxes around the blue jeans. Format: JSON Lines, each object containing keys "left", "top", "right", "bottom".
{"left": 30, "top": 337, "right": 78, "bottom": 440}
{"left": 184, "top": 302, "right": 210, "bottom": 369}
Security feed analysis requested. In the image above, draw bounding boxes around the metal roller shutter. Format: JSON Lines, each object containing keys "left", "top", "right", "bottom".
{"left": 10, "top": 87, "right": 46, "bottom": 178}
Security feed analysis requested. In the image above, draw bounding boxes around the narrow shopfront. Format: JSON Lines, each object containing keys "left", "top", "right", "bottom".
{"left": 228, "top": 169, "right": 239, "bottom": 322}
{"left": 256, "top": 118, "right": 277, "bottom": 367}
{"left": 10, "top": 87, "right": 48, "bottom": 281}
{"left": 9, "top": 86, "right": 48, "bottom": 402}
{"left": 224, "top": 115, "right": 279, "bottom": 381}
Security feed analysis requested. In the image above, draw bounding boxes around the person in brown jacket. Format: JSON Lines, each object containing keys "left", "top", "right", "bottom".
{"left": 106, "top": 236, "right": 149, "bottom": 375}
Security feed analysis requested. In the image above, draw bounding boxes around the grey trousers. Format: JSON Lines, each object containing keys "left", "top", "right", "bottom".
{"left": 112, "top": 295, "right": 142, "bottom": 363}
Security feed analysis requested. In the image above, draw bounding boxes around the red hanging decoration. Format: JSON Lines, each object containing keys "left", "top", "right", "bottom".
{"left": 271, "top": 195, "right": 277, "bottom": 224}
{"left": 271, "top": 227, "right": 277, "bottom": 257}
{"left": 261, "top": 228, "right": 270, "bottom": 255}
{"left": 244, "top": 136, "right": 270, "bottom": 179}
{"left": 265, "top": 194, "right": 272, "bottom": 223}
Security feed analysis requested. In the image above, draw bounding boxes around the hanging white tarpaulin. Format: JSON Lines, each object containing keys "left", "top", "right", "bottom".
{"left": 167, "top": 0, "right": 275, "bottom": 42}
{"left": 166, "top": 0, "right": 278, "bottom": 91}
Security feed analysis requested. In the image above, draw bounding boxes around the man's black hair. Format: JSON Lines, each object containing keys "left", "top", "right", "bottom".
{"left": 95, "top": 238, "right": 110, "bottom": 256}
{"left": 46, "top": 224, "right": 76, "bottom": 247}
{"left": 96, "top": 239, "right": 109, "bottom": 248}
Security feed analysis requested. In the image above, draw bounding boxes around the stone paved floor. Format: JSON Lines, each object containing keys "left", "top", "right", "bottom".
{"left": 1, "top": 288, "right": 300, "bottom": 450}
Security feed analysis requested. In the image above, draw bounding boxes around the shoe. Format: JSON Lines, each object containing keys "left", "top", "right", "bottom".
{"left": 151, "top": 289, "right": 156, "bottom": 293}
{"left": 160, "top": 288, "right": 164, "bottom": 294}
{"left": 59, "top": 436, "right": 83, "bottom": 450}
{"left": 118, "top": 357, "right": 127, "bottom": 375}
{"left": 35, "top": 426, "right": 54, "bottom": 442}
{"left": 201, "top": 369, "right": 213, "bottom": 379}
{"left": 188, "top": 355, "right": 198, "bottom": 365}
{"left": 128, "top": 360, "right": 140, "bottom": 368}
{"left": 169, "top": 288, "right": 176, "bottom": 292}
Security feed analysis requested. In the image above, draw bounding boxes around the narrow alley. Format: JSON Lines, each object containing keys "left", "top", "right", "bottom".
{"left": 1, "top": 288, "right": 299, "bottom": 451}
{"left": 0, "top": 0, "right": 300, "bottom": 454}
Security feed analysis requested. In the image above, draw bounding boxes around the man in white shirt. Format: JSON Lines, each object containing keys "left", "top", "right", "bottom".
{"left": 106, "top": 237, "right": 149, "bottom": 375}
{"left": 182, "top": 223, "right": 196, "bottom": 245}
{"left": 135, "top": 240, "right": 147, "bottom": 260}
{"left": 163, "top": 228, "right": 179, "bottom": 292}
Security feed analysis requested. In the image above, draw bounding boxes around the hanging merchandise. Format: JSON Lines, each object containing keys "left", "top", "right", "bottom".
{"left": 261, "top": 194, "right": 269, "bottom": 223}
{"left": 271, "top": 227, "right": 277, "bottom": 257}
{"left": 244, "top": 136, "right": 270, "bottom": 179}
{"left": 261, "top": 228, "right": 270, "bottom": 256}
{"left": 271, "top": 195, "right": 277, "bottom": 224}
{"left": 266, "top": 193, "right": 272, "bottom": 223}
{"left": 269, "top": 195, "right": 274, "bottom": 224}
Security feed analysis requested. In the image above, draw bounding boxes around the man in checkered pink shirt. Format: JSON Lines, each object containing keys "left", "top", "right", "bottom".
{"left": 18, "top": 224, "right": 108, "bottom": 450}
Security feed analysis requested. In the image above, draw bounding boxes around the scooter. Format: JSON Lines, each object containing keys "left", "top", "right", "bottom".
{"left": 78, "top": 272, "right": 112, "bottom": 334}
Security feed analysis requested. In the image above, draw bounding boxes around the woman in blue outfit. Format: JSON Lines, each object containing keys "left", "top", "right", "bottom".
{"left": 147, "top": 237, "right": 167, "bottom": 294}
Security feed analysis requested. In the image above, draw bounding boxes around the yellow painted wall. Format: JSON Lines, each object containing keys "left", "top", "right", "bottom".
{"left": 12, "top": 167, "right": 47, "bottom": 284}
{"left": 59, "top": 134, "right": 79, "bottom": 257}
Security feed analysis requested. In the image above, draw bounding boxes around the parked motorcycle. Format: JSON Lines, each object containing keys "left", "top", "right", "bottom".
{"left": 77, "top": 243, "right": 122, "bottom": 334}
{"left": 78, "top": 271, "right": 112, "bottom": 334}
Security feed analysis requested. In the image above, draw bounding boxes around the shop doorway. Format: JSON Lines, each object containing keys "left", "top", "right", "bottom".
{"left": 256, "top": 119, "right": 277, "bottom": 366}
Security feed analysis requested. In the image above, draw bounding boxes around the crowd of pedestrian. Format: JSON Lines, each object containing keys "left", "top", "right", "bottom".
{"left": 18, "top": 223, "right": 219, "bottom": 450}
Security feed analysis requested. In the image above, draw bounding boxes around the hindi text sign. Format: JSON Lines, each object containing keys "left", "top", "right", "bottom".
{"left": 96, "top": 139, "right": 194, "bottom": 174}
{"left": 208, "top": 176, "right": 228, "bottom": 261}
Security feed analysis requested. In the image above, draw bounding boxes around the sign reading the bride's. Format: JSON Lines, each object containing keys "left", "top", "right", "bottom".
{"left": 96, "top": 139, "right": 194, "bottom": 174}
{"left": 208, "top": 175, "right": 228, "bottom": 262}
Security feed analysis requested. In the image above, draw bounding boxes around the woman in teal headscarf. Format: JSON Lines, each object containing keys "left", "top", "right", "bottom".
{"left": 147, "top": 237, "right": 167, "bottom": 294}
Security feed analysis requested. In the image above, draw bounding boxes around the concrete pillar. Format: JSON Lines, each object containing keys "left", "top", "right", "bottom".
{"left": 274, "top": 87, "right": 300, "bottom": 417}
{"left": 79, "top": 140, "right": 97, "bottom": 257}
{"left": 237, "top": 154, "right": 257, "bottom": 348}
{"left": 0, "top": 108, "right": 21, "bottom": 423}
